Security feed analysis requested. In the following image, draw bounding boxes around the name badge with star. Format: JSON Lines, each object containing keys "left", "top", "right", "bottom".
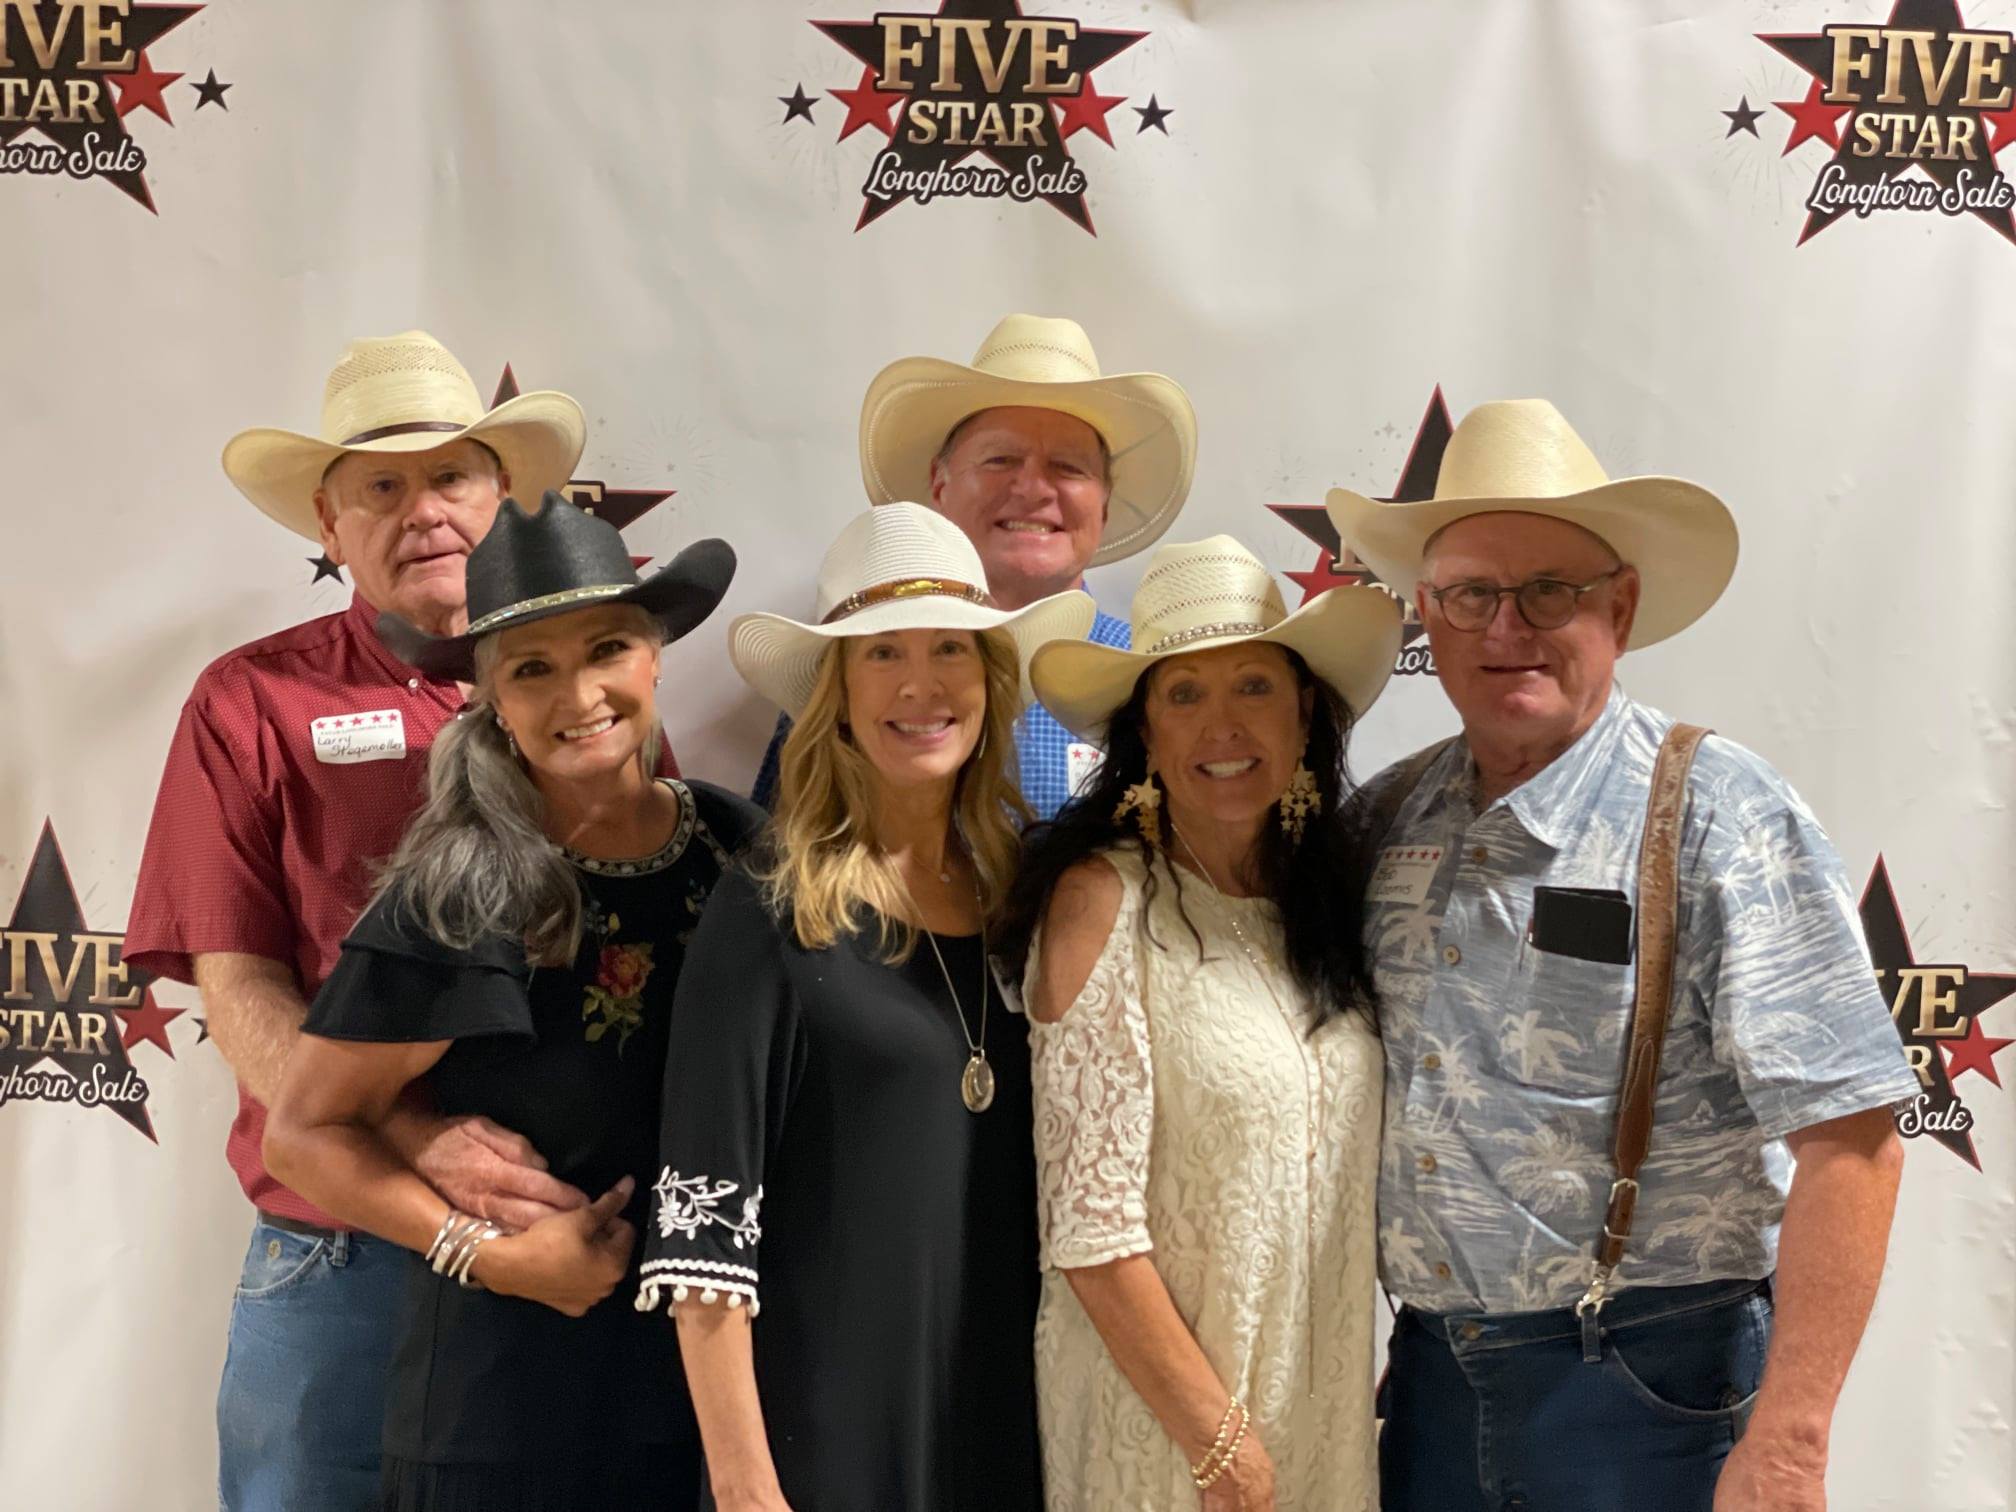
{"left": 1368, "top": 845, "right": 1445, "bottom": 906}
{"left": 1066, "top": 741, "right": 1106, "bottom": 797}
{"left": 310, "top": 709, "right": 407, "bottom": 765}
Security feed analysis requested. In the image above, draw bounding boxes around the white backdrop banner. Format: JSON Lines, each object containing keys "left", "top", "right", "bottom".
{"left": 1, "top": 1, "right": 2011, "bottom": 1507}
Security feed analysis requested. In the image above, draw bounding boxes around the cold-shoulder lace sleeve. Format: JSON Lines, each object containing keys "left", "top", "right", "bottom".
{"left": 1027, "top": 870, "right": 1154, "bottom": 1271}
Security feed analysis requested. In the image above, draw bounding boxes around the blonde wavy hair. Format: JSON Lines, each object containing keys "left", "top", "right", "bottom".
{"left": 759, "top": 628, "right": 1028, "bottom": 960}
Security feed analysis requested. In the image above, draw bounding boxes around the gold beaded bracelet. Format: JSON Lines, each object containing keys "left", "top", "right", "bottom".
{"left": 1190, "top": 1398, "right": 1249, "bottom": 1489}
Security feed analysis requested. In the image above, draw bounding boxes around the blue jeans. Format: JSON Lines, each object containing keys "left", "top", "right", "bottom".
{"left": 1379, "top": 1277, "right": 1771, "bottom": 1512}
{"left": 217, "top": 1218, "right": 404, "bottom": 1512}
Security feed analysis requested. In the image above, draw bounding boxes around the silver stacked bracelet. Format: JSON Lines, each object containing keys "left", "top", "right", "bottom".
{"left": 424, "top": 1210, "right": 502, "bottom": 1290}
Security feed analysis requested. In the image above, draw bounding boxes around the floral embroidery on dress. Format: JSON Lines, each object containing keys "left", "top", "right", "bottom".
{"left": 580, "top": 904, "right": 654, "bottom": 1051}
{"left": 652, "top": 1167, "right": 763, "bottom": 1249}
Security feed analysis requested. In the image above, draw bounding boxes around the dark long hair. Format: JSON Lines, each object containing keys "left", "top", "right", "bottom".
{"left": 996, "top": 647, "right": 1381, "bottom": 1025}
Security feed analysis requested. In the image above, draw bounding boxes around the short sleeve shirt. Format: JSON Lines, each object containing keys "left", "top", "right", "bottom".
{"left": 1365, "top": 686, "right": 1918, "bottom": 1314}
{"left": 125, "top": 596, "right": 465, "bottom": 1225}
{"left": 124, "top": 594, "right": 679, "bottom": 1226}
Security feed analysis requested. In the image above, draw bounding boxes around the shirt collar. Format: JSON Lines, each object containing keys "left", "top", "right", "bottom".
{"left": 1489, "top": 682, "right": 1633, "bottom": 849}
{"left": 343, "top": 592, "right": 458, "bottom": 690}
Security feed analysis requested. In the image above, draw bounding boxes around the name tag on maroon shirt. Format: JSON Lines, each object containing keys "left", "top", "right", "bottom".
{"left": 310, "top": 709, "right": 408, "bottom": 764}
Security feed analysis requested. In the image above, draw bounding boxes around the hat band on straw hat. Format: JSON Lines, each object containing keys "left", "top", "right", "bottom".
{"left": 819, "top": 576, "right": 989, "bottom": 625}
{"left": 1141, "top": 619, "right": 1270, "bottom": 656}
{"left": 465, "top": 582, "right": 632, "bottom": 637}
{"left": 338, "top": 419, "right": 474, "bottom": 446}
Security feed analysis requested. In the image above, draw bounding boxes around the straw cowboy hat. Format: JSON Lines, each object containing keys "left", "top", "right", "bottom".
{"left": 378, "top": 491, "right": 735, "bottom": 683}
{"left": 858, "top": 314, "right": 1197, "bottom": 568}
{"left": 222, "top": 330, "right": 587, "bottom": 542}
{"left": 1324, "top": 399, "right": 1738, "bottom": 649}
{"left": 730, "top": 502, "right": 1095, "bottom": 718}
{"left": 1031, "top": 536, "right": 1403, "bottom": 741}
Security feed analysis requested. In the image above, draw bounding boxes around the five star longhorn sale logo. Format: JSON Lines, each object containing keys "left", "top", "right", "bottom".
{"left": 1753, "top": 0, "right": 2016, "bottom": 242}
{"left": 1265, "top": 387, "right": 1454, "bottom": 680}
{"left": 1863, "top": 856, "right": 2016, "bottom": 1169}
{"left": 0, "top": 822, "right": 179, "bottom": 1141}
{"left": 799, "top": 0, "right": 1165, "bottom": 233}
{"left": 0, "top": 1, "right": 227, "bottom": 212}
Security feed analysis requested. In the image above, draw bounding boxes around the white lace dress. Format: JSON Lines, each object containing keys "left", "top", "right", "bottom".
{"left": 1027, "top": 845, "right": 1382, "bottom": 1512}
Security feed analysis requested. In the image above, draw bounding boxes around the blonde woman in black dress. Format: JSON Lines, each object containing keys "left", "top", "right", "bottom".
{"left": 639, "top": 503, "right": 1091, "bottom": 1511}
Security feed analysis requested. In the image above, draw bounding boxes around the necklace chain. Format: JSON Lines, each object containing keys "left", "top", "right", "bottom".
{"left": 893, "top": 861, "right": 993, "bottom": 1112}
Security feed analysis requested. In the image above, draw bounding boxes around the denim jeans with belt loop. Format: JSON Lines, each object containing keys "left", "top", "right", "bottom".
{"left": 216, "top": 1217, "right": 405, "bottom": 1512}
{"left": 1378, "top": 1276, "right": 1771, "bottom": 1512}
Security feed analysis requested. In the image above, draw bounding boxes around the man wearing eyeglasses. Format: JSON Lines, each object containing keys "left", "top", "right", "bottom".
{"left": 1327, "top": 401, "right": 1915, "bottom": 1512}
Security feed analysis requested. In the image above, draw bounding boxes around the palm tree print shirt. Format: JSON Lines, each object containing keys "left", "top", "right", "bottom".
{"left": 1363, "top": 685, "right": 1918, "bottom": 1314}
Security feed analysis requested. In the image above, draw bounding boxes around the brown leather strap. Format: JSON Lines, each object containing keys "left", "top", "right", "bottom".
{"left": 1593, "top": 722, "right": 1711, "bottom": 1277}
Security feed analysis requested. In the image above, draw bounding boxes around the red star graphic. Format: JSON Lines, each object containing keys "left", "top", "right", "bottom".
{"left": 1054, "top": 76, "right": 1127, "bottom": 147}
{"left": 115, "top": 999, "right": 185, "bottom": 1059}
{"left": 830, "top": 65, "right": 904, "bottom": 142}
{"left": 111, "top": 52, "right": 184, "bottom": 124}
{"left": 1775, "top": 81, "right": 1851, "bottom": 154}
{"left": 1283, "top": 541, "right": 1377, "bottom": 603}
{"left": 1984, "top": 102, "right": 2016, "bottom": 154}
{"left": 1944, "top": 1016, "right": 2015, "bottom": 1087}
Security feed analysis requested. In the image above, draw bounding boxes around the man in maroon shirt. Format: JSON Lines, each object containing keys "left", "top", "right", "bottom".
{"left": 125, "top": 332, "right": 603, "bottom": 1512}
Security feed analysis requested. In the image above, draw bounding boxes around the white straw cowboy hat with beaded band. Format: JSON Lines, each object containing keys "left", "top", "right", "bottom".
{"left": 1324, "top": 399, "right": 1739, "bottom": 650}
{"left": 729, "top": 502, "right": 1095, "bottom": 719}
{"left": 222, "top": 330, "right": 587, "bottom": 542}
{"left": 858, "top": 314, "right": 1198, "bottom": 568}
{"left": 1030, "top": 536, "right": 1404, "bottom": 742}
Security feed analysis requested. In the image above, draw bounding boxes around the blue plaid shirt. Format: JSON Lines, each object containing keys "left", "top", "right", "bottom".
{"left": 748, "top": 608, "right": 1129, "bottom": 820}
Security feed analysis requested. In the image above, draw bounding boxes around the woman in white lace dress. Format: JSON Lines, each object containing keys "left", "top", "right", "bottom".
{"left": 998, "top": 538, "right": 1403, "bottom": 1511}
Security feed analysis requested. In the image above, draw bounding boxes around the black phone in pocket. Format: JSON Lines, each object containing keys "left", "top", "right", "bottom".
{"left": 1528, "top": 886, "right": 1634, "bottom": 965}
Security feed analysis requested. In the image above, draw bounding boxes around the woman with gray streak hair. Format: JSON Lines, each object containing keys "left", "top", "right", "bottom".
{"left": 264, "top": 493, "right": 759, "bottom": 1512}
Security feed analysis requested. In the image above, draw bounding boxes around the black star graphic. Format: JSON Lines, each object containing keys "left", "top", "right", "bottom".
{"left": 815, "top": 0, "right": 1145, "bottom": 232}
{"left": 0, "top": 2, "right": 204, "bottom": 212}
{"left": 1722, "top": 95, "right": 1763, "bottom": 137}
{"left": 1134, "top": 94, "right": 1173, "bottom": 134}
{"left": 0, "top": 823, "right": 161, "bottom": 1140}
{"left": 1267, "top": 386, "right": 1450, "bottom": 654}
{"left": 308, "top": 555, "right": 343, "bottom": 584}
{"left": 779, "top": 83, "right": 817, "bottom": 124}
{"left": 195, "top": 1017, "right": 210, "bottom": 1043}
{"left": 1762, "top": 0, "right": 2016, "bottom": 243}
{"left": 192, "top": 68, "right": 232, "bottom": 110}
{"left": 1861, "top": 856, "right": 2016, "bottom": 1168}
{"left": 491, "top": 366, "right": 675, "bottom": 560}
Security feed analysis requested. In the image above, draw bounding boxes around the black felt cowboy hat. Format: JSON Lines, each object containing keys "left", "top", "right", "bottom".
{"left": 377, "top": 491, "right": 736, "bottom": 682}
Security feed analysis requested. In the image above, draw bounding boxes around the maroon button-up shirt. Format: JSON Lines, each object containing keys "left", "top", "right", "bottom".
{"left": 126, "top": 594, "right": 677, "bottom": 1227}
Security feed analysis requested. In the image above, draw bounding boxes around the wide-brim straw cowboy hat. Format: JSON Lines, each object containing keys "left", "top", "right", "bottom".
{"left": 1031, "top": 535, "right": 1404, "bottom": 742}
{"left": 222, "top": 330, "right": 587, "bottom": 542}
{"left": 730, "top": 502, "right": 1095, "bottom": 718}
{"left": 858, "top": 314, "right": 1197, "bottom": 568}
{"left": 378, "top": 491, "right": 735, "bottom": 683}
{"left": 1324, "top": 399, "right": 1738, "bottom": 649}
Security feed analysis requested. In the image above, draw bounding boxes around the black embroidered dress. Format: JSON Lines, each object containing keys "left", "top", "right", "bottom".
{"left": 304, "top": 779, "right": 760, "bottom": 1512}
{"left": 641, "top": 868, "right": 1044, "bottom": 1512}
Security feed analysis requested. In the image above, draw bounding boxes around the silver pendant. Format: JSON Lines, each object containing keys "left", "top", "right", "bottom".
{"left": 961, "top": 1052, "right": 996, "bottom": 1113}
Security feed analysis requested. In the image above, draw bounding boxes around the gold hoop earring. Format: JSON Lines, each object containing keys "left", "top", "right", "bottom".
{"left": 1278, "top": 762, "right": 1320, "bottom": 842}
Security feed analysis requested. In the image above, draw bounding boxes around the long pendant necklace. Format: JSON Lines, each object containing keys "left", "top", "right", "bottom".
{"left": 895, "top": 867, "right": 994, "bottom": 1113}
{"left": 1171, "top": 822, "right": 1325, "bottom": 1397}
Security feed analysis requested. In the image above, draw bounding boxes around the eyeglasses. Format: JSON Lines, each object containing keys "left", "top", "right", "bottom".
{"left": 1426, "top": 569, "right": 1622, "bottom": 632}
